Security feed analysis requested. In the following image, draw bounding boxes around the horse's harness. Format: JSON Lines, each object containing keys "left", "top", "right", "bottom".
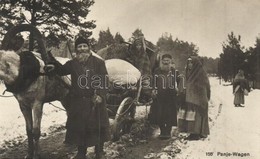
{"left": 1, "top": 51, "right": 70, "bottom": 112}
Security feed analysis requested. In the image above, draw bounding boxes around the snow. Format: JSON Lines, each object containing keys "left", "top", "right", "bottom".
{"left": 0, "top": 77, "right": 260, "bottom": 158}
{"left": 0, "top": 83, "right": 67, "bottom": 147}
{"left": 176, "top": 78, "right": 260, "bottom": 159}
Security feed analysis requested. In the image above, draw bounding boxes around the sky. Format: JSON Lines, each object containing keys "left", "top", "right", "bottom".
{"left": 86, "top": 0, "right": 260, "bottom": 58}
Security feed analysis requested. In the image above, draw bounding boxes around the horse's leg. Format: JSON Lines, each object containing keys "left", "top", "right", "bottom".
{"left": 19, "top": 103, "right": 34, "bottom": 159}
{"left": 32, "top": 101, "right": 43, "bottom": 159}
{"left": 60, "top": 99, "right": 72, "bottom": 144}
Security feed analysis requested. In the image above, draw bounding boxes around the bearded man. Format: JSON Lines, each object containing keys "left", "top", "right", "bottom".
{"left": 150, "top": 54, "right": 178, "bottom": 139}
{"left": 45, "top": 37, "right": 110, "bottom": 159}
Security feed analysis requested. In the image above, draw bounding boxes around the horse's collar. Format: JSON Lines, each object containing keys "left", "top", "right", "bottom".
{"left": 5, "top": 51, "right": 41, "bottom": 93}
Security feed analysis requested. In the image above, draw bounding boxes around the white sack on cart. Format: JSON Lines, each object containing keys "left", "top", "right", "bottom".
{"left": 105, "top": 59, "right": 141, "bottom": 85}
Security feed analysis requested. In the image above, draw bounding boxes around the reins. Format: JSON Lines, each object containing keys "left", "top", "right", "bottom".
{"left": 0, "top": 90, "right": 66, "bottom": 113}
{"left": 48, "top": 102, "right": 66, "bottom": 111}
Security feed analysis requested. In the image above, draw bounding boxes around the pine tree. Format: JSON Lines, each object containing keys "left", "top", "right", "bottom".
{"left": 156, "top": 33, "right": 198, "bottom": 72}
{"left": 96, "top": 28, "right": 115, "bottom": 50}
{"left": 0, "top": 0, "right": 96, "bottom": 48}
{"left": 114, "top": 32, "right": 124, "bottom": 44}
{"left": 219, "top": 32, "right": 245, "bottom": 80}
{"left": 130, "top": 28, "right": 144, "bottom": 42}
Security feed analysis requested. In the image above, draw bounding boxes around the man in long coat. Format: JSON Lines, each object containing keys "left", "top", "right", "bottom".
{"left": 150, "top": 54, "right": 178, "bottom": 139}
{"left": 46, "top": 37, "right": 110, "bottom": 159}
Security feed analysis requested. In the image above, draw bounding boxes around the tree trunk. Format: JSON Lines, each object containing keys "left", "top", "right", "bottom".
{"left": 29, "top": 0, "right": 37, "bottom": 51}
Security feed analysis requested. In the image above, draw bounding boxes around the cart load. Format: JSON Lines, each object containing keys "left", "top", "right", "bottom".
{"left": 105, "top": 59, "right": 141, "bottom": 85}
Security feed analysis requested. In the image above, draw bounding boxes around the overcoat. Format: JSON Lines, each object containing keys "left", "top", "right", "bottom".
{"left": 55, "top": 54, "right": 110, "bottom": 146}
{"left": 149, "top": 67, "right": 178, "bottom": 126}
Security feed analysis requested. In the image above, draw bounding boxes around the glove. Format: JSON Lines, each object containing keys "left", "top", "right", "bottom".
{"left": 92, "top": 95, "right": 103, "bottom": 104}
{"left": 151, "top": 90, "right": 157, "bottom": 99}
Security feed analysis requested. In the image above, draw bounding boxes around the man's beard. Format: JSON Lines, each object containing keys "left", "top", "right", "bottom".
{"left": 161, "top": 64, "right": 170, "bottom": 71}
{"left": 75, "top": 53, "right": 90, "bottom": 63}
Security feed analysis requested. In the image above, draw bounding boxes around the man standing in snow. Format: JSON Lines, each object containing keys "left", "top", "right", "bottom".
{"left": 150, "top": 54, "right": 178, "bottom": 139}
{"left": 45, "top": 37, "right": 110, "bottom": 159}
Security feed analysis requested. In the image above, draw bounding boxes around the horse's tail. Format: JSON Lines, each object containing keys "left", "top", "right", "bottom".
{"left": 1, "top": 24, "right": 49, "bottom": 64}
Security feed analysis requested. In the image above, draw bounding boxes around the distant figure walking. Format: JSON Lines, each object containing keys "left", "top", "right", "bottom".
{"left": 233, "top": 69, "right": 249, "bottom": 107}
{"left": 178, "top": 56, "right": 211, "bottom": 140}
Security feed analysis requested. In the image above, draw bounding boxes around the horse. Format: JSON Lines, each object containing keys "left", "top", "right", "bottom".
{"left": 0, "top": 24, "right": 70, "bottom": 159}
{"left": 0, "top": 24, "right": 160, "bottom": 159}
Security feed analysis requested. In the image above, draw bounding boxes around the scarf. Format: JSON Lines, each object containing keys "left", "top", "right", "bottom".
{"left": 233, "top": 71, "right": 247, "bottom": 91}
{"left": 185, "top": 56, "right": 210, "bottom": 114}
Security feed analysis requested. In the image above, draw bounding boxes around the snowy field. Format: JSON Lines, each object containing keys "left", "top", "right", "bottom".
{"left": 0, "top": 77, "right": 260, "bottom": 159}
{"left": 176, "top": 78, "right": 260, "bottom": 159}
{"left": 0, "top": 83, "right": 67, "bottom": 147}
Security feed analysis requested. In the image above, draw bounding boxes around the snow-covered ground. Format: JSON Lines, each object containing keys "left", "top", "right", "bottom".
{"left": 0, "top": 77, "right": 260, "bottom": 159}
{"left": 176, "top": 78, "right": 260, "bottom": 159}
{"left": 0, "top": 83, "right": 67, "bottom": 147}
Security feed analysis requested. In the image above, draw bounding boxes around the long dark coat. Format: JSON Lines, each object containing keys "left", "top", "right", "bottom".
{"left": 55, "top": 54, "right": 110, "bottom": 147}
{"left": 149, "top": 67, "right": 178, "bottom": 126}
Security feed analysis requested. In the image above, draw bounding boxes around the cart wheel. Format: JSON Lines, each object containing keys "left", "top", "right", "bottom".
{"left": 112, "top": 97, "right": 136, "bottom": 141}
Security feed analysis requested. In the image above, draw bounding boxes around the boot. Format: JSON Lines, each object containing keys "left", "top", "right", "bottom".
{"left": 73, "top": 146, "right": 87, "bottom": 159}
{"left": 95, "top": 143, "right": 105, "bottom": 159}
{"left": 159, "top": 125, "right": 171, "bottom": 140}
{"left": 159, "top": 125, "right": 166, "bottom": 138}
{"left": 164, "top": 125, "right": 172, "bottom": 139}
{"left": 184, "top": 134, "right": 200, "bottom": 140}
{"left": 159, "top": 125, "right": 170, "bottom": 140}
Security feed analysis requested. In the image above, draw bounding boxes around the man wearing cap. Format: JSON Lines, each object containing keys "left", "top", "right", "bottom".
{"left": 45, "top": 37, "right": 110, "bottom": 159}
{"left": 150, "top": 54, "right": 178, "bottom": 139}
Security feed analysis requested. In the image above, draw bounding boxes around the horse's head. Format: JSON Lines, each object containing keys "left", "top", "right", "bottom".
{"left": 0, "top": 50, "right": 20, "bottom": 84}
